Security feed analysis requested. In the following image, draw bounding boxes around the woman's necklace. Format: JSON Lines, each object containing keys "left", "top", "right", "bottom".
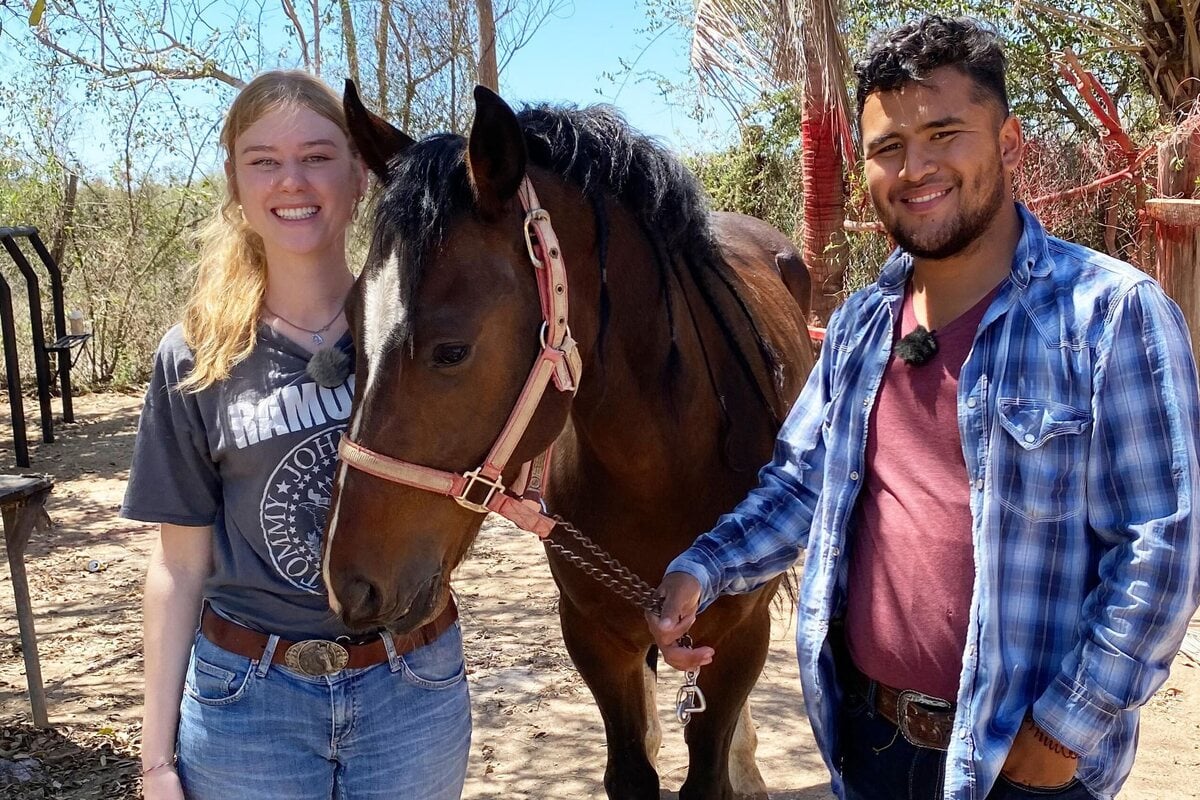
{"left": 264, "top": 303, "right": 344, "bottom": 346}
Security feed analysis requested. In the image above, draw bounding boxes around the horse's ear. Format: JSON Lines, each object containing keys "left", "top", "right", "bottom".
{"left": 467, "top": 85, "right": 527, "bottom": 218}
{"left": 343, "top": 79, "right": 414, "bottom": 181}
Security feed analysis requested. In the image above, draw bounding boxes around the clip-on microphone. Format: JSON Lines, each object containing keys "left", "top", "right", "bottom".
{"left": 894, "top": 325, "right": 938, "bottom": 366}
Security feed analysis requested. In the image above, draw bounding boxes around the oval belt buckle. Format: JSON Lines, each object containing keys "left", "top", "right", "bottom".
{"left": 285, "top": 639, "right": 350, "bottom": 676}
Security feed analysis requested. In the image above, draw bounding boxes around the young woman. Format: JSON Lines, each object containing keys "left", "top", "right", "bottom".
{"left": 122, "top": 71, "right": 471, "bottom": 800}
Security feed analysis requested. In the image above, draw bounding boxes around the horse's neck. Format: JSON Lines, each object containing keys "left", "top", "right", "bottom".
{"left": 560, "top": 208, "right": 775, "bottom": 490}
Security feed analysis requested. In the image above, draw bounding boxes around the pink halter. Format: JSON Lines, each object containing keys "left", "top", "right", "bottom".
{"left": 337, "top": 176, "right": 583, "bottom": 537}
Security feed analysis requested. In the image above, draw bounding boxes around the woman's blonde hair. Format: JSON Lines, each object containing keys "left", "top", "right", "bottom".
{"left": 180, "top": 69, "right": 354, "bottom": 392}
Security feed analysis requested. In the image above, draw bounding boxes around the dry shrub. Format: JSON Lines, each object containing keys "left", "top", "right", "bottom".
{"left": 1017, "top": 134, "right": 1154, "bottom": 276}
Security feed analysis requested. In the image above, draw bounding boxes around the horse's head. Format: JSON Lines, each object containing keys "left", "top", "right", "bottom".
{"left": 323, "top": 83, "right": 578, "bottom": 632}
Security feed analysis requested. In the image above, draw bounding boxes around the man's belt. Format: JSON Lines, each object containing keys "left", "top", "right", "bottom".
{"left": 850, "top": 669, "right": 955, "bottom": 751}
{"left": 200, "top": 600, "right": 457, "bottom": 677}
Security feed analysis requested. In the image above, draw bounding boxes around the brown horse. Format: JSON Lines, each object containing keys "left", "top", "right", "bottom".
{"left": 322, "top": 84, "right": 815, "bottom": 799}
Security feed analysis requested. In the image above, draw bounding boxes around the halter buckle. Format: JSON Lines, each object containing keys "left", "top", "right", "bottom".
{"left": 454, "top": 468, "right": 506, "bottom": 514}
{"left": 523, "top": 209, "right": 551, "bottom": 268}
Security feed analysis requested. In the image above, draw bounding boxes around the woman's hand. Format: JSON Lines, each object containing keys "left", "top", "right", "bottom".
{"left": 141, "top": 764, "right": 184, "bottom": 799}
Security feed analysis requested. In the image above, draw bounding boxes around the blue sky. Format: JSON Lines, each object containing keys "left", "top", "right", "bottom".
{"left": 0, "top": 0, "right": 739, "bottom": 177}
{"left": 500, "top": 1, "right": 737, "bottom": 152}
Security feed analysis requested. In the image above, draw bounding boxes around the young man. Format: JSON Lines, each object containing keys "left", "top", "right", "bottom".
{"left": 649, "top": 16, "right": 1200, "bottom": 800}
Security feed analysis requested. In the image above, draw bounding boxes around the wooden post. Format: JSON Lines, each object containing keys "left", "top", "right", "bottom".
{"left": 1154, "top": 127, "right": 1200, "bottom": 358}
{"left": 1, "top": 475, "right": 54, "bottom": 727}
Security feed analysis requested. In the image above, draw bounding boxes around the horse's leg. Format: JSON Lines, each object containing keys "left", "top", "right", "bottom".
{"left": 559, "top": 597, "right": 660, "bottom": 799}
{"left": 678, "top": 603, "right": 772, "bottom": 800}
{"left": 729, "top": 701, "right": 768, "bottom": 798}
{"left": 644, "top": 647, "right": 662, "bottom": 770}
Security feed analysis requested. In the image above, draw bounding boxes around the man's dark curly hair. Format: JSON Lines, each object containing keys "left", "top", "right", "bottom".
{"left": 854, "top": 16, "right": 1009, "bottom": 120}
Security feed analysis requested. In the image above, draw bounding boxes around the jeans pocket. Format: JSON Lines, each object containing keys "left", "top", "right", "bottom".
{"left": 184, "top": 634, "right": 257, "bottom": 706}
{"left": 992, "top": 775, "right": 1087, "bottom": 798}
{"left": 395, "top": 622, "right": 467, "bottom": 689}
{"left": 841, "top": 689, "right": 870, "bottom": 717}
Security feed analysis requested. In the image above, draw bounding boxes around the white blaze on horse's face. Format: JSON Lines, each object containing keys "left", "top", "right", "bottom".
{"left": 328, "top": 248, "right": 403, "bottom": 614}
{"left": 350, "top": 248, "right": 405, "bottom": 442}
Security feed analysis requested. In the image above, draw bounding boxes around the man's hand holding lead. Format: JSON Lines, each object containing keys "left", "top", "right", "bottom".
{"left": 647, "top": 572, "right": 714, "bottom": 671}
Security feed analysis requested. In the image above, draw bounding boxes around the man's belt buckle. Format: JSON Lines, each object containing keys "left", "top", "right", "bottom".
{"left": 896, "top": 689, "right": 952, "bottom": 751}
{"left": 284, "top": 639, "right": 350, "bottom": 676}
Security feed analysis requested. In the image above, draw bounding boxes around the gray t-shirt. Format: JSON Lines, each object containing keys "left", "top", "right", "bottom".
{"left": 122, "top": 323, "right": 359, "bottom": 640}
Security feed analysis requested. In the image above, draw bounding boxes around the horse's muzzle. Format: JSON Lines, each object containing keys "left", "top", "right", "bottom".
{"left": 336, "top": 570, "right": 444, "bottom": 635}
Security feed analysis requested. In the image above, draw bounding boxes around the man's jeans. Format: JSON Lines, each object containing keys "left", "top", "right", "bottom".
{"left": 840, "top": 692, "right": 1096, "bottom": 800}
{"left": 176, "top": 621, "right": 471, "bottom": 800}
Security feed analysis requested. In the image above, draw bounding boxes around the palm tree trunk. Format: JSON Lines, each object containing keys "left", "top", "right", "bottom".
{"left": 800, "top": 101, "right": 845, "bottom": 324}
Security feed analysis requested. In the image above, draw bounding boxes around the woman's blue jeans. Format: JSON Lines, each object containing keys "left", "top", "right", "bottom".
{"left": 176, "top": 622, "right": 471, "bottom": 800}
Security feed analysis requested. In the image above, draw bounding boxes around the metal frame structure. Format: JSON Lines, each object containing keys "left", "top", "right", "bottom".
{"left": 0, "top": 226, "right": 90, "bottom": 467}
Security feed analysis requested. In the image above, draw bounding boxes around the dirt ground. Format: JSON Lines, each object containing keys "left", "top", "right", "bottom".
{"left": 0, "top": 392, "right": 1197, "bottom": 799}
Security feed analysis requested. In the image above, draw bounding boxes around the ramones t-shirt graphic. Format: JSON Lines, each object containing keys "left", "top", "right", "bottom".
{"left": 261, "top": 426, "right": 343, "bottom": 594}
{"left": 121, "top": 323, "right": 362, "bottom": 640}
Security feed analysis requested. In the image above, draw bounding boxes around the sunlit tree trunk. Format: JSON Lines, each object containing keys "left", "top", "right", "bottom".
{"left": 796, "top": 0, "right": 850, "bottom": 325}
{"left": 690, "top": 0, "right": 851, "bottom": 325}
{"left": 339, "top": 0, "right": 360, "bottom": 87}
{"left": 311, "top": 0, "right": 322, "bottom": 77}
{"left": 475, "top": 0, "right": 499, "bottom": 90}
{"left": 280, "top": 0, "right": 312, "bottom": 71}
{"left": 377, "top": 0, "right": 392, "bottom": 116}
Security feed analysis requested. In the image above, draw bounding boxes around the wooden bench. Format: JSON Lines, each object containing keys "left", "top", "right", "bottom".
{"left": 1, "top": 473, "right": 53, "bottom": 727}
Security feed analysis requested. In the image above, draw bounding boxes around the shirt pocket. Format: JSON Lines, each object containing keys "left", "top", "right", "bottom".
{"left": 994, "top": 398, "right": 1090, "bottom": 523}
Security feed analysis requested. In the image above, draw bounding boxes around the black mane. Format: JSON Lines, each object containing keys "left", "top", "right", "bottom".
{"left": 519, "top": 102, "right": 719, "bottom": 269}
{"left": 371, "top": 102, "right": 719, "bottom": 291}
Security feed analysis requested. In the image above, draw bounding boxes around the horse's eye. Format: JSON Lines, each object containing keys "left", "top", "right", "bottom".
{"left": 432, "top": 343, "right": 471, "bottom": 367}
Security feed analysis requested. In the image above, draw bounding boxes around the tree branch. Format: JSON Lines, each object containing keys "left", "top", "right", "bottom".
{"left": 279, "top": 0, "right": 312, "bottom": 69}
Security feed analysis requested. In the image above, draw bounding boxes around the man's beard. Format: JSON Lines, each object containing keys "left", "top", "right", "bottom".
{"left": 884, "top": 165, "right": 1006, "bottom": 260}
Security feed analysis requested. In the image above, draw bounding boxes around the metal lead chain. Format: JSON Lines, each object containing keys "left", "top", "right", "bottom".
{"left": 545, "top": 514, "right": 706, "bottom": 726}
{"left": 545, "top": 514, "right": 664, "bottom": 616}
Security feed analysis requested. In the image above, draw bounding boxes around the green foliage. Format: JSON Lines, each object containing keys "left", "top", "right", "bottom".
{"left": 0, "top": 52, "right": 221, "bottom": 387}
{"left": 834, "top": 2, "right": 1161, "bottom": 139}
{"left": 840, "top": 170, "right": 893, "bottom": 294}
{"left": 72, "top": 177, "right": 216, "bottom": 386}
{"left": 688, "top": 91, "right": 890, "bottom": 298}
{"left": 0, "top": 153, "right": 216, "bottom": 388}
{"left": 687, "top": 91, "right": 803, "bottom": 235}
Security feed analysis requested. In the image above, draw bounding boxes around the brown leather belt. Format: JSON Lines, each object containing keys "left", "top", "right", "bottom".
{"left": 849, "top": 669, "right": 955, "bottom": 751}
{"left": 200, "top": 600, "right": 457, "bottom": 677}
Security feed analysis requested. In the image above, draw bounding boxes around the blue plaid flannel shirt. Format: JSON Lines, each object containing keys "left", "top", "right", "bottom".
{"left": 667, "top": 205, "right": 1200, "bottom": 800}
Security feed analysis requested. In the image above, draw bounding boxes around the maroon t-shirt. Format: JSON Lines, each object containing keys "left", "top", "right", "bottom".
{"left": 844, "top": 285, "right": 995, "bottom": 701}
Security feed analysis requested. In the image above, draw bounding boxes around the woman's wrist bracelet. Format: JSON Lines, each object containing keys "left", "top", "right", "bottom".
{"left": 141, "top": 756, "right": 177, "bottom": 775}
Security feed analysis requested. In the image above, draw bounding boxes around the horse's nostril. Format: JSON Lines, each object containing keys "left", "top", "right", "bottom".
{"left": 340, "top": 576, "right": 380, "bottom": 624}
